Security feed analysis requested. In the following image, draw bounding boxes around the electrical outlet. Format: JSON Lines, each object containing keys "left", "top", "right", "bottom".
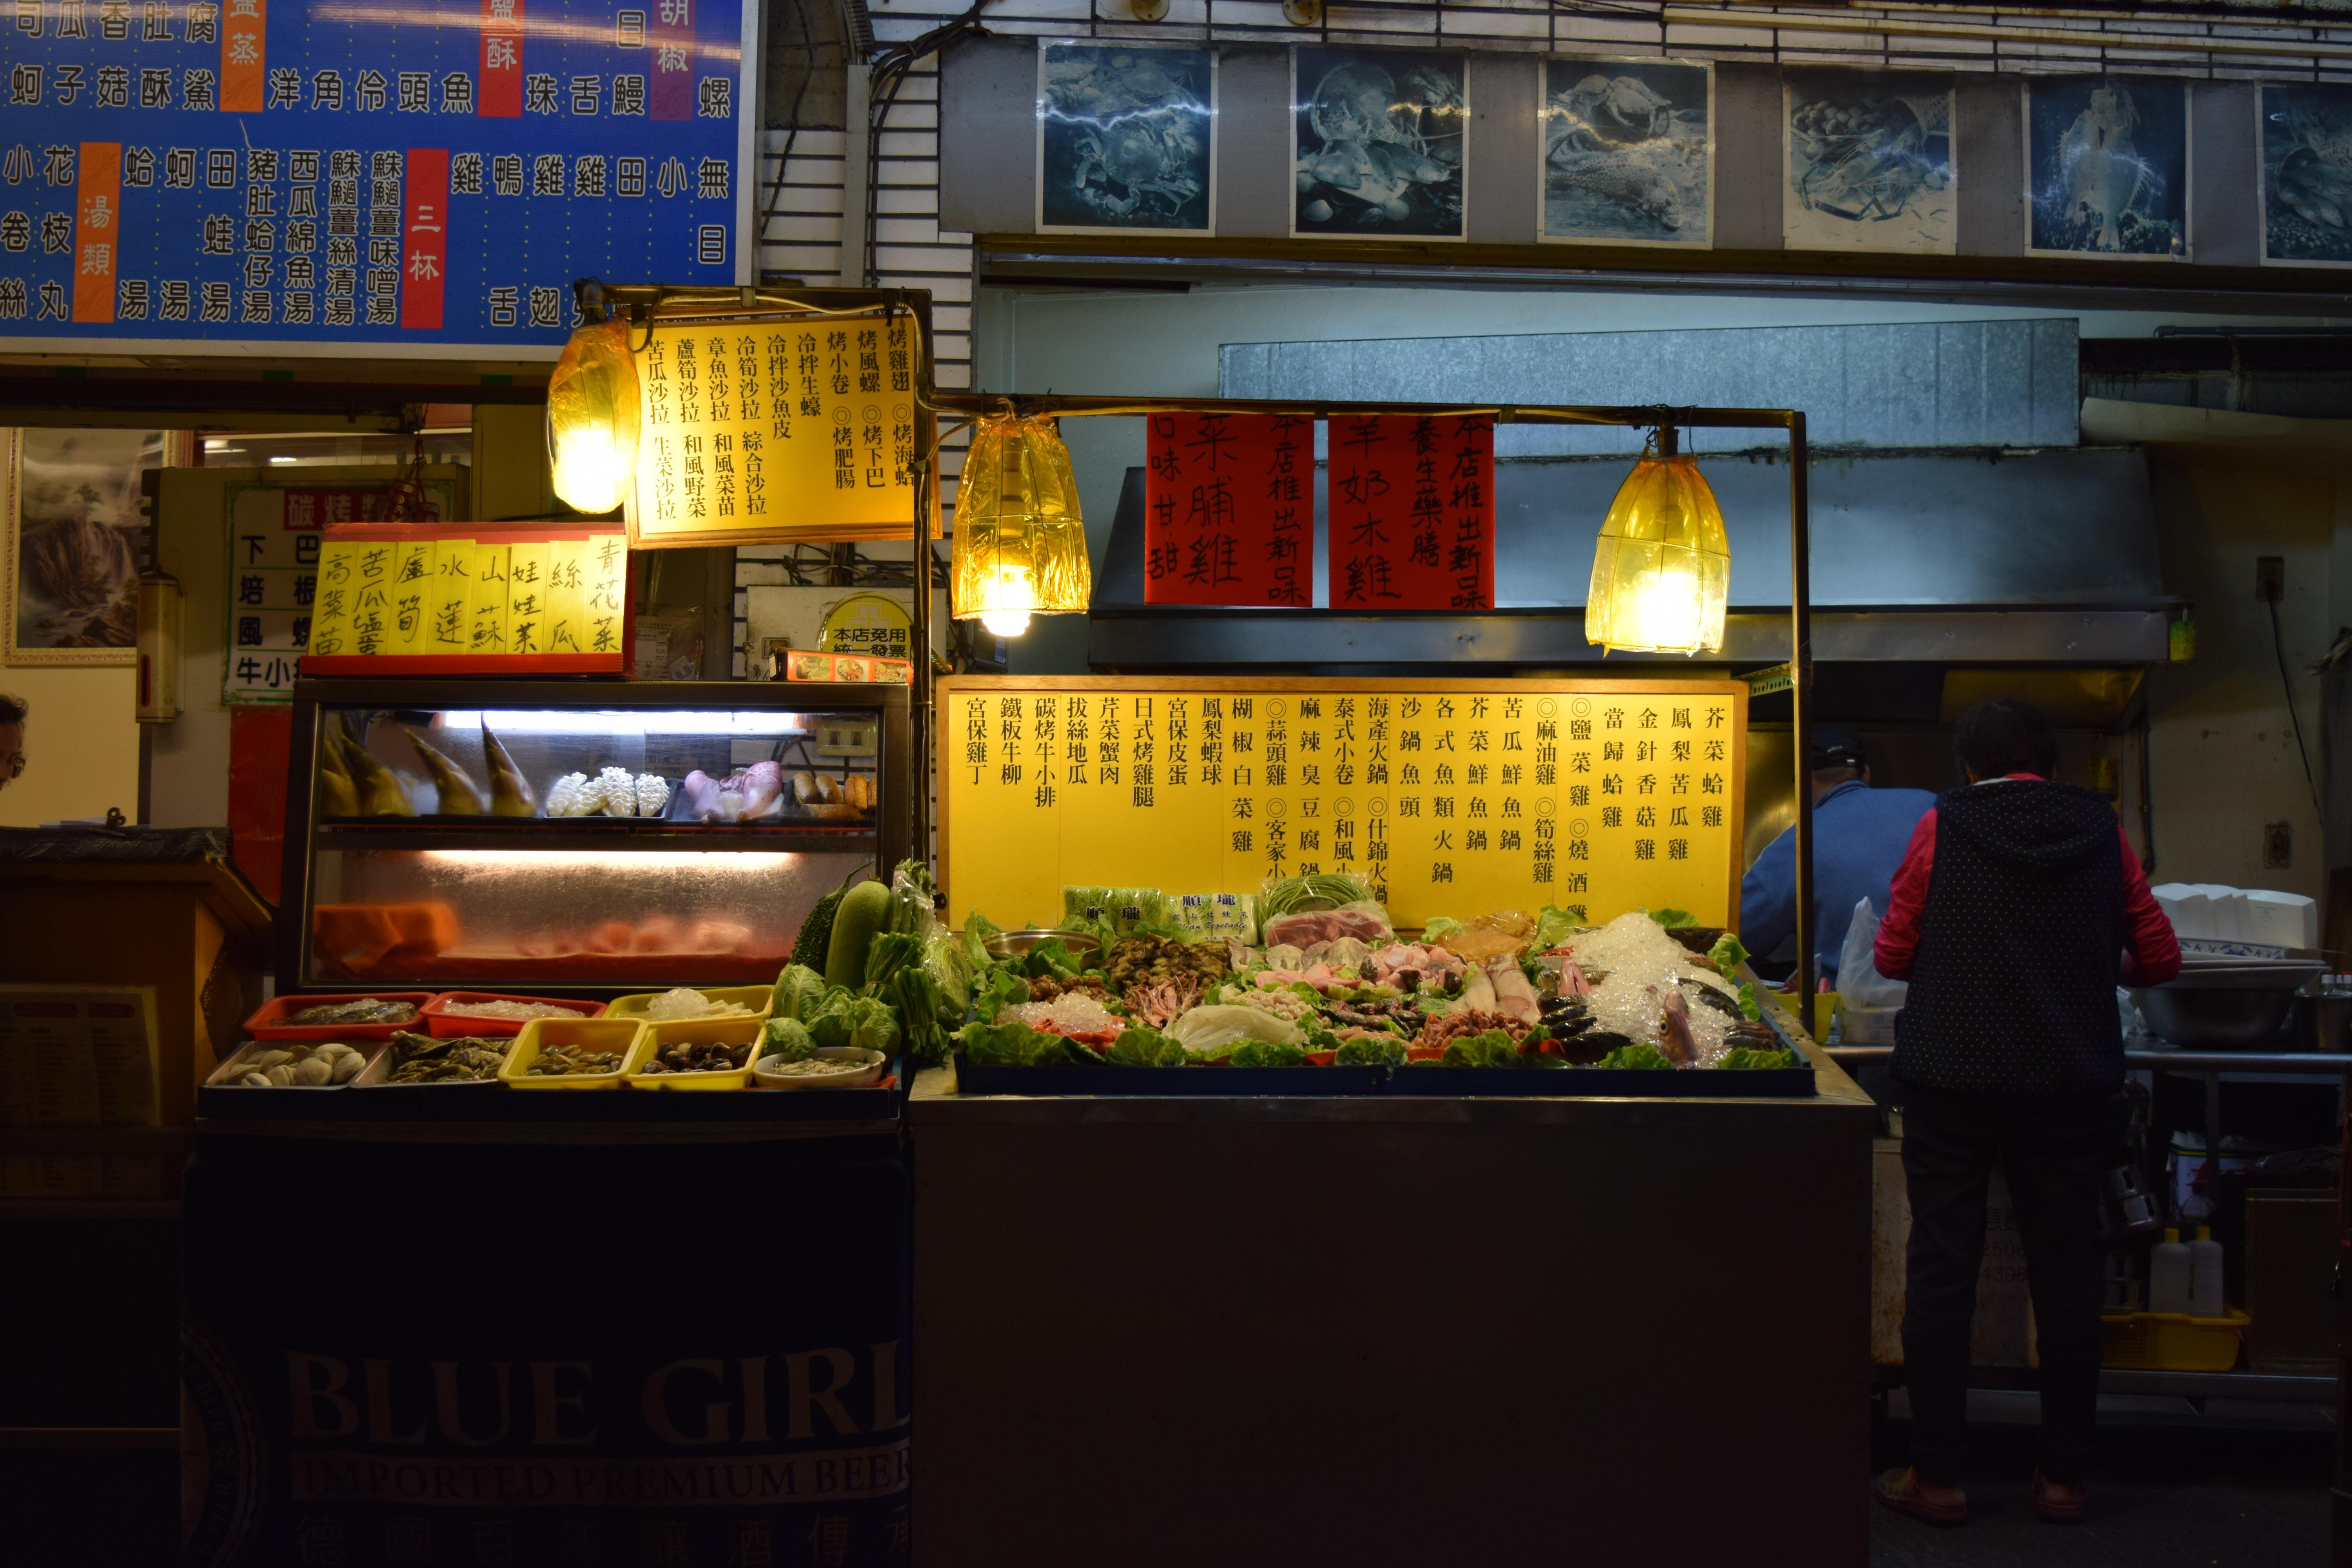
{"left": 2256, "top": 556, "right": 2285, "bottom": 602}
{"left": 2265, "top": 821, "right": 2293, "bottom": 869}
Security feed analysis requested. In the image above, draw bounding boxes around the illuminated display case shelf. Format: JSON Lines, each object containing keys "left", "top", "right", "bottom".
{"left": 280, "top": 680, "right": 911, "bottom": 993}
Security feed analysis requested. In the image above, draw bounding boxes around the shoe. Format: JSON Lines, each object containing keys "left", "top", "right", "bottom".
{"left": 1876, "top": 1467, "right": 1969, "bottom": 1526}
{"left": 2034, "top": 1472, "right": 2086, "bottom": 1524}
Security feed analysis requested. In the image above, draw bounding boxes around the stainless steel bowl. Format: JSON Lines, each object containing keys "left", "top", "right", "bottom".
{"left": 981, "top": 928, "right": 1102, "bottom": 961}
{"left": 2132, "top": 984, "right": 2301, "bottom": 1049}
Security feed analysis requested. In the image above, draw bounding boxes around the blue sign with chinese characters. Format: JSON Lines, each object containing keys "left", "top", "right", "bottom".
{"left": 0, "top": 0, "right": 755, "bottom": 351}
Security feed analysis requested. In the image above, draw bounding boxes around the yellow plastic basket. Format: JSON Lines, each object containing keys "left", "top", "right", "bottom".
{"left": 604, "top": 986, "right": 774, "bottom": 1028}
{"left": 500, "top": 1018, "right": 652, "bottom": 1091}
{"left": 623, "top": 1015, "right": 764, "bottom": 1091}
{"left": 2100, "top": 1306, "right": 2250, "bottom": 1372}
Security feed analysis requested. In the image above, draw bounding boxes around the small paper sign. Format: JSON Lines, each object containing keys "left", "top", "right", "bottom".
{"left": 302, "top": 525, "right": 630, "bottom": 675}
{"left": 1326, "top": 414, "right": 1496, "bottom": 612}
{"left": 1143, "top": 412, "right": 1312, "bottom": 607}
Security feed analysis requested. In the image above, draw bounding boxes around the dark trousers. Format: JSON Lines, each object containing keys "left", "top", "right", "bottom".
{"left": 1899, "top": 1091, "right": 2112, "bottom": 1486}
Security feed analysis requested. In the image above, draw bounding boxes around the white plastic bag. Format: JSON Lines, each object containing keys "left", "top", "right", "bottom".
{"left": 1837, "top": 898, "right": 1907, "bottom": 1043}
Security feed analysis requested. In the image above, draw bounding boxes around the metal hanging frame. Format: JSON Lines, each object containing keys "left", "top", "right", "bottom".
{"left": 929, "top": 391, "right": 1818, "bottom": 1022}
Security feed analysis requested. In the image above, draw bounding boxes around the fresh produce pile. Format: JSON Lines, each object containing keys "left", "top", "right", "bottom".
{"left": 774, "top": 864, "right": 1796, "bottom": 1079}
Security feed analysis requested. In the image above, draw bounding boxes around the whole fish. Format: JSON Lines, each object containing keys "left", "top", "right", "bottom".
{"left": 479, "top": 725, "right": 537, "bottom": 817}
{"left": 1654, "top": 986, "right": 1698, "bottom": 1067}
{"left": 402, "top": 727, "right": 488, "bottom": 814}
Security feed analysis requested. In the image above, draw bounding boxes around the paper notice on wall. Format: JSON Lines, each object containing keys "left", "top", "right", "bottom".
{"left": 1325, "top": 414, "right": 1495, "bottom": 612}
{"left": 1142, "top": 412, "right": 1312, "bottom": 607}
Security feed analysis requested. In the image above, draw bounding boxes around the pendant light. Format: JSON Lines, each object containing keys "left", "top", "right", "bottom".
{"left": 951, "top": 412, "right": 1092, "bottom": 639}
{"left": 544, "top": 318, "right": 642, "bottom": 515}
{"left": 1583, "top": 426, "right": 1731, "bottom": 657}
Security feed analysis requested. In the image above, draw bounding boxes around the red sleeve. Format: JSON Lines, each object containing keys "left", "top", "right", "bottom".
{"left": 2117, "top": 826, "right": 2181, "bottom": 986}
{"left": 1871, "top": 808, "right": 1937, "bottom": 981}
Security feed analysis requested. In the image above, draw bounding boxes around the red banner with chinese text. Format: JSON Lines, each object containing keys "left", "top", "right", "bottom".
{"left": 1326, "top": 414, "right": 1495, "bottom": 612}
{"left": 1142, "top": 412, "right": 1312, "bottom": 607}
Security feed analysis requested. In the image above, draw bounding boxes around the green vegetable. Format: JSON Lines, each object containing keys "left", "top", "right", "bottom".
{"left": 863, "top": 930, "right": 921, "bottom": 991}
{"left": 1018, "top": 938, "right": 1082, "bottom": 982}
{"left": 1719, "top": 1046, "right": 1795, "bottom": 1071}
{"left": 1228, "top": 1040, "right": 1308, "bottom": 1068}
{"left": 1105, "top": 1027, "right": 1185, "bottom": 1068}
{"left": 1259, "top": 872, "right": 1374, "bottom": 917}
{"left": 961, "top": 909, "right": 1001, "bottom": 971}
{"left": 974, "top": 966, "right": 1030, "bottom": 1023}
{"left": 1737, "top": 982, "right": 1762, "bottom": 1022}
{"left": 807, "top": 989, "right": 900, "bottom": 1058}
{"left": 1436, "top": 1029, "right": 1561, "bottom": 1069}
{"left": 920, "top": 928, "right": 973, "bottom": 1024}
{"left": 760, "top": 1016, "right": 818, "bottom": 1063}
{"left": 791, "top": 861, "right": 871, "bottom": 971}
{"left": 892, "top": 967, "right": 949, "bottom": 1066}
{"left": 887, "top": 859, "right": 937, "bottom": 938}
{"left": 1532, "top": 904, "right": 1586, "bottom": 952}
{"left": 1648, "top": 908, "right": 1699, "bottom": 930}
{"left": 1598, "top": 1042, "right": 1674, "bottom": 1070}
{"left": 1420, "top": 915, "right": 1464, "bottom": 943}
{"left": 770, "top": 964, "right": 829, "bottom": 1025}
{"left": 824, "top": 880, "right": 894, "bottom": 990}
{"left": 1333, "top": 1034, "right": 1406, "bottom": 1068}
{"left": 1708, "top": 932, "right": 1751, "bottom": 975}
{"left": 960, "top": 1018, "right": 1051, "bottom": 1066}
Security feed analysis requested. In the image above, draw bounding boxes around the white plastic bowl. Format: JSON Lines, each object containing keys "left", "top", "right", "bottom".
{"left": 751, "top": 1047, "right": 887, "bottom": 1089}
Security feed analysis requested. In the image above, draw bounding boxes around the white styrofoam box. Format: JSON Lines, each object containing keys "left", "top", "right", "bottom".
{"left": 2242, "top": 890, "right": 2318, "bottom": 951}
{"left": 2193, "top": 885, "right": 2247, "bottom": 941}
{"left": 2152, "top": 884, "right": 2214, "bottom": 941}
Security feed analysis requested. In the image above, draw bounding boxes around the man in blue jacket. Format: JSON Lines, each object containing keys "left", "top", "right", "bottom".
{"left": 1739, "top": 725, "right": 1936, "bottom": 984}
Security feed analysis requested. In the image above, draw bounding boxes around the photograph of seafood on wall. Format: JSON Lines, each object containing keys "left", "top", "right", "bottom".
{"left": 2260, "top": 83, "right": 2352, "bottom": 268}
{"left": 1783, "top": 70, "right": 1956, "bottom": 255}
{"left": 4, "top": 427, "right": 169, "bottom": 666}
{"left": 1292, "top": 47, "right": 1467, "bottom": 240}
{"left": 1035, "top": 40, "right": 1216, "bottom": 236}
{"left": 2025, "top": 76, "right": 2188, "bottom": 260}
{"left": 1540, "top": 58, "right": 1713, "bottom": 248}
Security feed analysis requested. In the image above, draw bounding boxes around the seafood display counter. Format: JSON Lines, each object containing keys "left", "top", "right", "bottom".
{"left": 181, "top": 682, "right": 919, "bottom": 1565}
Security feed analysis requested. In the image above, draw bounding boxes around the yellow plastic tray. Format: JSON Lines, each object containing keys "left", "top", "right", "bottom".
{"left": 604, "top": 986, "right": 774, "bottom": 1029}
{"left": 499, "top": 1018, "right": 652, "bottom": 1091}
{"left": 2099, "top": 1306, "right": 2251, "bottom": 1372}
{"left": 623, "top": 1015, "right": 764, "bottom": 1091}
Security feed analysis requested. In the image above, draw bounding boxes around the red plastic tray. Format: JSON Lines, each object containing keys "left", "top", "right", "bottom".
{"left": 419, "top": 992, "right": 606, "bottom": 1038}
{"left": 244, "top": 992, "right": 440, "bottom": 1041}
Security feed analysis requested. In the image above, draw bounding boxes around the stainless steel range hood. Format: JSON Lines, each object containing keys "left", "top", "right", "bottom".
{"left": 1088, "top": 445, "right": 2177, "bottom": 673}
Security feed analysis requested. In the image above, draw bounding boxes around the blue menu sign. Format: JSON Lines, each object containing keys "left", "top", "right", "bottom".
{"left": 0, "top": 0, "right": 756, "bottom": 351}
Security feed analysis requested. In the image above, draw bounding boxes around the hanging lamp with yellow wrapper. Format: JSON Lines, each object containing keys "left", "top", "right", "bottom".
{"left": 1583, "top": 427, "right": 1731, "bottom": 657}
{"left": 544, "top": 318, "right": 642, "bottom": 515}
{"left": 951, "top": 412, "right": 1093, "bottom": 639}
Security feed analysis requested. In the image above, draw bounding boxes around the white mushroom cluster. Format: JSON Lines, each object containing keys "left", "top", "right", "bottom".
{"left": 545, "top": 769, "right": 669, "bottom": 818}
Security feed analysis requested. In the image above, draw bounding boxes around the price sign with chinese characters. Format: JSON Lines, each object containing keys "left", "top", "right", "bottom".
{"left": 299, "top": 522, "right": 628, "bottom": 674}
{"left": 220, "top": 474, "right": 458, "bottom": 705}
{"left": 629, "top": 311, "right": 936, "bottom": 545}
{"left": 0, "top": 0, "right": 757, "bottom": 352}
{"left": 938, "top": 678, "right": 1746, "bottom": 933}
{"left": 1142, "top": 412, "right": 1310, "bottom": 606}
{"left": 1326, "top": 414, "right": 1495, "bottom": 612}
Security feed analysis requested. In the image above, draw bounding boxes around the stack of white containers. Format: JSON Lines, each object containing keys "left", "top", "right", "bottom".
{"left": 2150, "top": 884, "right": 2318, "bottom": 952}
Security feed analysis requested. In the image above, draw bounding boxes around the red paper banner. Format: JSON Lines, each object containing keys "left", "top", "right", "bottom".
{"left": 1327, "top": 414, "right": 1496, "bottom": 612}
{"left": 400, "top": 149, "right": 449, "bottom": 330}
{"left": 1143, "top": 412, "right": 1312, "bottom": 607}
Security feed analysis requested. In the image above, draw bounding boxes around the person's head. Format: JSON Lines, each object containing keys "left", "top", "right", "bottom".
{"left": 1809, "top": 725, "right": 1870, "bottom": 804}
{"left": 1954, "top": 698, "right": 2056, "bottom": 784}
{"left": 0, "top": 692, "right": 22, "bottom": 793}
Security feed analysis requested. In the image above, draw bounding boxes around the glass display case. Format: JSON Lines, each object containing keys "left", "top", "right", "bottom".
{"left": 278, "top": 679, "right": 911, "bottom": 990}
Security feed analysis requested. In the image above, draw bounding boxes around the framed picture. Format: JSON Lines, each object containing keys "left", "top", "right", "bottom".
{"left": 1539, "top": 57, "right": 1714, "bottom": 248}
{"left": 1783, "top": 69, "right": 1956, "bottom": 255}
{"left": 2025, "top": 76, "right": 2189, "bottom": 260}
{"left": 1036, "top": 39, "right": 1217, "bottom": 236}
{"left": 4, "top": 427, "right": 171, "bottom": 666}
{"left": 1292, "top": 47, "right": 1466, "bottom": 241}
{"left": 2259, "top": 83, "right": 2352, "bottom": 269}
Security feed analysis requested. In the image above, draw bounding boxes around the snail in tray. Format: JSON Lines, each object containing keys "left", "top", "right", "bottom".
{"left": 221, "top": 1041, "right": 367, "bottom": 1086}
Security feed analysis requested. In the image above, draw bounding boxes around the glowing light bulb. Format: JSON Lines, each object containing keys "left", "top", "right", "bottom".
{"left": 545, "top": 318, "right": 641, "bottom": 515}
{"left": 1584, "top": 435, "right": 1730, "bottom": 657}
{"left": 951, "top": 414, "right": 1091, "bottom": 632}
{"left": 981, "top": 609, "right": 1032, "bottom": 638}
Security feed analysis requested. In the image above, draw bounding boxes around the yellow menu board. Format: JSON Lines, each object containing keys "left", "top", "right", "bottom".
{"left": 301, "top": 527, "right": 629, "bottom": 671}
{"left": 939, "top": 678, "right": 1749, "bottom": 933}
{"left": 629, "top": 312, "right": 937, "bottom": 548}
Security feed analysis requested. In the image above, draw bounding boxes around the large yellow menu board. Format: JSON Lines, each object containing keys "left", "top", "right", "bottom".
{"left": 629, "top": 311, "right": 936, "bottom": 547}
{"left": 940, "top": 678, "right": 1748, "bottom": 933}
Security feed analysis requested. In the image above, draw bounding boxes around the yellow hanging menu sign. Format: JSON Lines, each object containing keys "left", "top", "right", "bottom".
{"left": 348, "top": 541, "right": 397, "bottom": 657}
{"left": 427, "top": 538, "right": 474, "bottom": 652}
{"left": 389, "top": 539, "right": 435, "bottom": 655}
{"left": 505, "top": 541, "right": 552, "bottom": 655}
{"left": 468, "top": 543, "right": 510, "bottom": 655}
{"left": 308, "top": 540, "right": 358, "bottom": 656}
{"left": 584, "top": 533, "right": 628, "bottom": 655}
{"left": 938, "top": 679, "right": 1749, "bottom": 934}
{"left": 628, "top": 313, "right": 933, "bottom": 547}
{"left": 545, "top": 539, "right": 587, "bottom": 653}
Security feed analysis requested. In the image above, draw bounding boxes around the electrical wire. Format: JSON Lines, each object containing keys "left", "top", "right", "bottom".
{"left": 2270, "top": 595, "right": 2323, "bottom": 818}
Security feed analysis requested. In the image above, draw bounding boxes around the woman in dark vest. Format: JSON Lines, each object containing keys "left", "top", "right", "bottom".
{"left": 1870, "top": 699, "right": 2179, "bottom": 1527}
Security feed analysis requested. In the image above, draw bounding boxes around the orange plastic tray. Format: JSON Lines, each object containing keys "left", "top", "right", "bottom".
{"left": 419, "top": 992, "right": 605, "bottom": 1039}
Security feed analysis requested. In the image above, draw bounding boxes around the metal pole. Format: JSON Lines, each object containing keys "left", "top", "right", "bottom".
{"left": 1789, "top": 413, "right": 1817, "bottom": 1034}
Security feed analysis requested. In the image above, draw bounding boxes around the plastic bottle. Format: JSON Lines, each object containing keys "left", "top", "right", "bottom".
{"left": 2149, "top": 1227, "right": 2193, "bottom": 1315}
{"left": 2187, "top": 1225, "right": 2226, "bottom": 1318}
